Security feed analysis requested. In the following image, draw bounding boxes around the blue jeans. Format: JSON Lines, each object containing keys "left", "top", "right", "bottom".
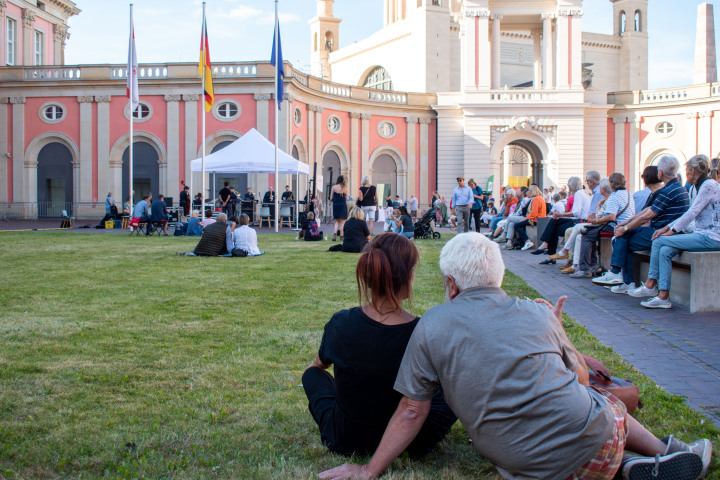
{"left": 610, "top": 226, "right": 655, "bottom": 284}
{"left": 648, "top": 233, "right": 720, "bottom": 291}
{"left": 401, "top": 231, "right": 415, "bottom": 238}
{"left": 514, "top": 219, "right": 532, "bottom": 244}
{"left": 489, "top": 215, "right": 506, "bottom": 232}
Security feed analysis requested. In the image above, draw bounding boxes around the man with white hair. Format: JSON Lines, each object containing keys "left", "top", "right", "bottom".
{"left": 594, "top": 155, "right": 689, "bottom": 293}
{"left": 319, "top": 233, "right": 710, "bottom": 480}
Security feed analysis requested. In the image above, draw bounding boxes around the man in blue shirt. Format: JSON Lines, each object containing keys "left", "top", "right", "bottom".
{"left": 452, "top": 176, "right": 473, "bottom": 233}
{"left": 586, "top": 171, "right": 603, "bottom": 214}
{"left": 593, "top": 156, "right": 689, "bottom": 291}
{"left": 132, "top": 193, "right": 152, "bottom": 235}
{"left": 150, "top": 194, "right": 170, "bottom": 236}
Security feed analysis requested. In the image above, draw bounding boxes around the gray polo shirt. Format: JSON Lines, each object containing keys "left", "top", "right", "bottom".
{"left": 394, "top": 287, "right": 612, "bottom": 480}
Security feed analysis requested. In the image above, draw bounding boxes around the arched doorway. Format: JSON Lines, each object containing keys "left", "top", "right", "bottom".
{"left": 212, "top": 141, "right": 248, "bottom": 198}
{"left": 372, "top": 154, "right": 397, "bottom": 202}
{"left": 501, "top": 140, "right": 545, "bottom": 189}
{"left": 122, "top": 142, "right": 160, "bottom": 203}
{"left": 37, "top": 142, "right": 73, "bottom": 217}
{"left": 321, "top": 150, "right": 341, "bottom": 203}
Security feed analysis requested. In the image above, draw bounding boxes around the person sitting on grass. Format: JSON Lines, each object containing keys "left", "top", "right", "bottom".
{"left": 392, "top": 206, "right": 415, "bottom": 238}
{"left": 187, "top": 210, "right": 203, "bottom": 236}
{"left": 628, "top": 155, "right": 720, "bottom": 308}
{"left": 298, "top": 211, "right": 323, "bottom": 241}
{"left": 174, "top": 216, "right": 188, "bottom": 236}
{"left": 329, "top": 207, "right": 371, "bottom": 253}
{"left": 304, "top": 233, "right": 456, "bottom": 457}
{"left": 201, "top": 209, "right": 216, "bottom": 228}
{"left": 232, "top": 214, "right": 263, "bottom": 256}
{"left": 176, "top": 213, "right": 229, "bottom": 256}
{"left": 319, "top": 232, "right": 711, "bottom": 480}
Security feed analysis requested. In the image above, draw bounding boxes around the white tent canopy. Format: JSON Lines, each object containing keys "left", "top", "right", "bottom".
{"left": 190, "top": 128, "right": 309, "bottom": 174}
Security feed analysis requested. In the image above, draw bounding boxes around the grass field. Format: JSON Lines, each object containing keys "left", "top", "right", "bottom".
{"left": 0, "top": 231, "right": 717, "bottom": 479}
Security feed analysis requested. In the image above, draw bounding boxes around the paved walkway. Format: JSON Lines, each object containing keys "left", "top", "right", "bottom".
{"left": 500, "top": 246, "right": 720, "bottom": 426}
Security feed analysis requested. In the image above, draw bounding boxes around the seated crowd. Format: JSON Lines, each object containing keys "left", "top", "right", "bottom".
{"left": 475, "top": 154, "right": 720, "bottom": 310}
{"left": 310, "top": 232, "right": 711, "bottom": 480}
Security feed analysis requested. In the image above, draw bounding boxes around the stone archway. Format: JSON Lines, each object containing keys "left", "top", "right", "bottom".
{"left": 369, "top": 145, "right": 408, "bottom": 202}
{"left": 25, "top": 132, "right": 80, "bottom": 206}
{"left": 321, "top": 141, "right": 351, "bottom": 202}
{"left": 36, "top": 143, "right": 74, "bottom": 217}
{"left": 489, "top": 129, "right": 556, "bottom": 197}
{"left": 110, "top": 131, "right": 167, "bottom": 204}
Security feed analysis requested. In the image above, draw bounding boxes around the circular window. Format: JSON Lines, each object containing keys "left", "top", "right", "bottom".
{"left": 212, "top": 100, "right": 241, "bottom": 122}
{"left": 377, "top": 121, "right": 396, "bottom": 139}
{"left": 327, "top": 115, "right": 341, "bottom": 134}
{"left": 124, "top": 102, "right": 153, "bottom": 123}
{"left": 293, "top": 107, "right": 302, "bottom": 127}
{"left": 39, "top": 102, "right": 65, "bottom": 124}
{"left": 655, "top": 121, "right": 675, "bottom": 137}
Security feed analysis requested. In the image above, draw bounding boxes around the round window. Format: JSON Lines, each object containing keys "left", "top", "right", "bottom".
{"left": 377, "top": 121, "right": 396, "bottom": 138}
{"left": 294, "top": 107, "right": 302, "bottom": 126}
{"left": 655, "top": 121, "right": 674, "bottom": 137}
{"left": 39, "top": 102, "right": 66, "bottom": 124}
{"left": 327, "top": 115, "right": 341, "bottom": 133}
{"left": 212, "top": 100, "right": 241, "bottom": 122}
{"left": 132, "top": 104, "right": 150, "bottom": 119}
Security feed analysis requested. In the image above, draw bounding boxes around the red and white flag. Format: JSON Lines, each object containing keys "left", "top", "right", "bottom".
{"left": 127, "top": 8, "right": 139, "bottom": 111}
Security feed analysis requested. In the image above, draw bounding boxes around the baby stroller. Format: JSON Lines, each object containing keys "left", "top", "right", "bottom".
{"left": 414, "top": 207, "right": 441, "bottom": 239}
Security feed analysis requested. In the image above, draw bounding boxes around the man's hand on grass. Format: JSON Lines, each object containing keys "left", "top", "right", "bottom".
{"left": 318, "top": 463, "right": 373, "bottom": 480}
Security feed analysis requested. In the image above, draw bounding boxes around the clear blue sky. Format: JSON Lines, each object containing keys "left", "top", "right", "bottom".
{"left": 65, "top": 0, "right": 720, "bottom": 90}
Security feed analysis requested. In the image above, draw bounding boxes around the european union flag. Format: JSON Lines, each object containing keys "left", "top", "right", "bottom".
{"left": 270, "top": 14, "right": 284, "bottom": 110}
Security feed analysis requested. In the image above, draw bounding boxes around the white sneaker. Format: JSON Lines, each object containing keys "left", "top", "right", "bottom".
{"left": 494, "top": 236, "right": 506, "bottom": 243}
{"left": 503, "top": 241, "right": 514, "bottom": 250}
{"left": 641, "top": 296, "right": 672, "bottom": 309}
{"left": 628, "top": 283, "right": 659, "bottom": 298}
{"left": 611, "top": 283, "right": 633, "bottom": 294}
{"left": 521, "top": 240, "right": 534, "bottom": 251}
{"left": 592, "top": 270, "right": 624, "bottom": 286}
{"left": 482, "top": 232, "right": 493, "bottom": 238}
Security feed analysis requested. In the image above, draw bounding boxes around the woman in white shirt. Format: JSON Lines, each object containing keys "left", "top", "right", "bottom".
{"left": 232, "top": 214, "right": 262, "bottom": 256}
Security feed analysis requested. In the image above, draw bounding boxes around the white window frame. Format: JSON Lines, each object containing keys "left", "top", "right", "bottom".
{"left": 123, "top": 102, "right": 153, "bottom": 123}
{"left": 654, "top": 121, "right": 675, "bottom": 138}
{"left": 6, "top": 16, "right": 18, "bottom": 66}
{"left": 327, "top": 114, "right": 342, "bottom": 134}
{"left": 211, "top": 99, "right": 242, "bottom": 122}
{"left": 34, "top": 30, "right": 44, "bottom": 66}
{"left": 293, "top": 107, "right": 302, "bottom": 127}
{"left": 39, "top": 101, "right": 66, "bottom": 124}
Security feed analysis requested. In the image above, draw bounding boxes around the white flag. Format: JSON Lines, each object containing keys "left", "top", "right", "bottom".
{"left": 126, "top": 11, "right": 139, "bottom": 111}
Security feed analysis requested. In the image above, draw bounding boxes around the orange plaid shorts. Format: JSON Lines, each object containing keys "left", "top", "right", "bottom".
{"left": 565, "top": 387, "right": 628, "bottom": 480}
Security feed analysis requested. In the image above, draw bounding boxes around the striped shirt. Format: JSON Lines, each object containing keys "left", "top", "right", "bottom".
{"left": 649, "top": 178, "right": 689, "bottom": 228}
{"left": 603, "top": 189, "right": 635, "bottom": 228}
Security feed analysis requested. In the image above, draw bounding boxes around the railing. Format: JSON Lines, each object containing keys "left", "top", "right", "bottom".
{"left": 111, "top": 65, "right": 169, "bottom": 79}
{"left": 489, "top": 91, "right": 558, "bottom": 102}
{"left": 37, "top": 202, "right": 74, "bottom": 218}
{"left": 368, "top": 91, "right": 408, "bottom": 104}
{"left": 321, "top": 83, "right": 351, "bottom": 98}
{"left": 639, "top": 88, "right": 689, "bottom": 103}
{"left": 24, "top": 67, "right": 82, "bottom": 80}
{"left": 0, "top": 202, "right": 111, "bottom": 220}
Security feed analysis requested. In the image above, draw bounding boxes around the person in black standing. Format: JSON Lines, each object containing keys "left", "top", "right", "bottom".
{"left": 304, "top": 233, "right": 456, "bottom": 456}
{"left": 228, "top": 186, "right": 238, "bottom": 218}
{"left": 219, "top": 181, "right": 232, "bottom": 215}
{"left": 179, "top": 184, "right": 191, "bottom": 216}
{"left": 357, "top": 176, "right": 378, "bottom": 235}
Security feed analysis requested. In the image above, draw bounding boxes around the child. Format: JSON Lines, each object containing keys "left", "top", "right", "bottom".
{"left": 174, "top": 216, "right": 188, "bottom": 236}
{"left": 298, "top": 211, "right": 324, "bottom": 241}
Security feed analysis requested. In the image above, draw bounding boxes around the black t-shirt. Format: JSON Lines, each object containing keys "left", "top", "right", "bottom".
{"left": 219, "top": 187, "right": 231, "bottom": 203}
{"left": 282, "top": 191, "right": 293, "bottom": 202}
{"left": 358, "top": 186, "right": 377, "bottom": 207}
{"left": 342, "top": 218, "right": 370, "bottom": 252}
{"left": 318, "top": 307, "right": 420, "bottom": 428}
{"left": 399, "top": 214, "right": 414, "bottom": 232}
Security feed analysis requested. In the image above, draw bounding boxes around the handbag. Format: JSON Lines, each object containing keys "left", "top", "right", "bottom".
{"left": 584, "top": 355, "right": 643, "bottom": 413}
{"left": 231, "top": 248, "right": 248, "bottom": 257}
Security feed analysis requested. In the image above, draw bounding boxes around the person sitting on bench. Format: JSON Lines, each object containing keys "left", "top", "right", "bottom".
{"left": 132, "top": 193, "right": 152, "bottom": 235}
{"left": 150, "top": 194, "right": 170, "bottom": 235}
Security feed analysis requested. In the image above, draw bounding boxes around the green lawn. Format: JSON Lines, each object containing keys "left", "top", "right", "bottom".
{"left": 0, "top": 232, "right": 717, "bottom": 479}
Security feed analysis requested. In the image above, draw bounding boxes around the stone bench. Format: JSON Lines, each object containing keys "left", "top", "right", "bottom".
{"left": 633, "top": 249, "right": 720, "bottom": 313}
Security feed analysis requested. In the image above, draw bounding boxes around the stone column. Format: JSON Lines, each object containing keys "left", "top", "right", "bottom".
{"left": 78, "top": 96, "right": 94, "bottom": 204}
{"left": 542, "top": 13, "right": 555, "bottom": 90}
{"left": 53, "top": 24, "right": 68, "bottom": 66}
{"left": 165, "top": 95, "right": 181, "bottom": 197}
{"left": 95, "top": 95, "right": 112, "bottom": 201}
{"left": 21, "top": 9, "right": 34, "bottom": 66}
{"left": 462, "top": 9, "right": 491, "bottom": 90}
{"left": 532, "top": 29, "right": 542, "bottom": 88}
{"left": 0, "top": 97, "right": 8, "bottom": 203}
{"left": 406, "top": 117, "right": 418, "bottom": 198}
{"left": 254, "top": 93, "right": 272, "bottom": 194}
{"left": 629, "top": 118, "right": 640, "bottom": 192}
{"left": 555, "top": 13, "right": 569, "bottom": 89}
{"left": 569, "top": 11, "right": 583, "bottom": 88}
{"left": 183, "top": 94, "right": 199, "bottom": 193}
{"left": 699, "top": 111, "right": 714, "bottom": 157}
{"left": 350, "top": 113, "right": 362, "bottom": 187}
{"left": 491, "top": 14, "right": 503, "bottom": 89}
{"left": 313, "top": 106, "right": 324, "bottom": 180}
{"left": 307, "top": 107, "right": 315, "bottom": 167}
{"left": 360, "top": 114, "right": 371, "bottom": 199}
{"left": 10, "top": 98, "right": 26, "bottom": 205}
{"left": 686, "top": 112, "right": 699, "bottom": 158}
{"left": 419, "top": 118, "right": 430, "bottom": 204}
{"left": 613, "top": 118, "right": 625, "bottom": 175}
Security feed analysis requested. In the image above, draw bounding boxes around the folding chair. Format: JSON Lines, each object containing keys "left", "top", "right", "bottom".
{"left": 149, "top": 221, "right": 167, "bottom": 236}
{"left": 280, "top": 206, "right": 292, "bottom": 228}
{"left": 128, "top": 217, "right": 147, "bottom": 236}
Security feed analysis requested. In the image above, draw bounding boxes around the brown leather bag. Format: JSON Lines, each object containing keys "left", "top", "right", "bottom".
{"left": 584, "top": 355, "right": 643, "bottom": 414}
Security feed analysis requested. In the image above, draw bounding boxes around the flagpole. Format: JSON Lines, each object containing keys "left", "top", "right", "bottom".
{"left": 274, "top": 0, "right": 279, "bottom": 233}
{"left": 201, "top": 2, "right": 207, "bottom": 215}
{"left": 128, "top": 4, "right": 134, "bottom": 214}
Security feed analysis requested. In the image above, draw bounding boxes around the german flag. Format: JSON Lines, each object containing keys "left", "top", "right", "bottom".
{"left": 199, "top": 12, "right": 214, "bottom": 112}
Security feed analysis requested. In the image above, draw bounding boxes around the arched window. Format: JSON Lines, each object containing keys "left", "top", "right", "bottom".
{"left": 620, "top": 11, "right": 626, "bottom": 33}
{"left": 362, "top": 66, "right": 393, "bottom": 91}
{"left": 324, "top": 32, "right": 334, "bottom": 52}
{"left": 634, "top": 10, "right": 641, "bottom": 32}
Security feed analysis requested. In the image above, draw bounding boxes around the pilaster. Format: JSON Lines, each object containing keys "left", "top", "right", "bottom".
{"left": 183, "top": 94, "right": 198, "bottom": 194}
{"left": 542, "top": 14, "right": 555, "bottom": 90}
{"left": 311, "top": 105, "right": 324, "bottom": 184}
{"left": 555, "top": 12, "right": 569, "bottom": 89}
{"left": 463, "top": 8, "right": 490, "bottom": 90}
{"left": 686, "top": 112, "right": 699, "bottom": 157}
{"left": 53, "top": 24, "right": 68, "bottom": 66}
{"left": 0, "top": 98, "right": 7, "bottom": 202}
{"left": 21, "top": 9, "right": 34, "bottom": 66}
{"left": 613, "top": 117, "right": 626, "bottom": 176}
{"left": 350, "top": 112, "right": 361, "bottom": 188}
{"left": 95, "top": 95, "right": 111, "bottom": 201}
{"left": 698, "top": 111, "right": 714, "bottom": 158}
{"left": 406, "top": 118, "right": 418, "bottom": 198}
{"left": 165, "top": 94, "right": 181, "bottom": 197}
{"left": 360, "top": 113, "right": 371, "bottom": 198}
{"left": 491, "top": 14, "right": 503, "bottom": 89}
{"left": 254, "top": 93, "right": 272, "bottom": 192}
{"left": 78, "top": 96, "right": 94, "bottom": 203}
{"left": 419, "top": 118, "right": 430, "bottom": 206}
{"left": 11, "top": 97, "right": 25, "bottom": 204}
{"left": 532, "top": 29, "right": 542, "bottom": 88}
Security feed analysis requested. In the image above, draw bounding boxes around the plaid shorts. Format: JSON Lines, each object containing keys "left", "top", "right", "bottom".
{"left": 565, "top": 387, "right": 628, "bottom": 480}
